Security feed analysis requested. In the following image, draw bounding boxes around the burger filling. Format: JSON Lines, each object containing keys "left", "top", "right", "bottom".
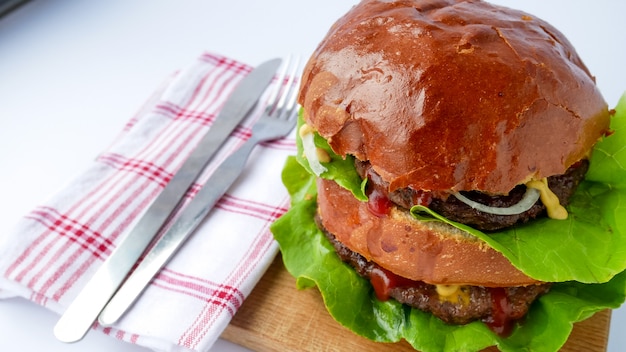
{"left": 356, "top": 159, "right": 589, "bottom": 232}
{"left": 313, "top": 156, "right": 588, "bottom": 336}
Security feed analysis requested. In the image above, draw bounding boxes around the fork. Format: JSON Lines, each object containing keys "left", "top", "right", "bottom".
{"left": 96, "top": 56, "right": 301, "bottom": 326}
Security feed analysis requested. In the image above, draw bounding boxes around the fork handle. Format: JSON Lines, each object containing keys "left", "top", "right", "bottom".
{"left": 98, "top": 136, "right": 260, "bottom": 326}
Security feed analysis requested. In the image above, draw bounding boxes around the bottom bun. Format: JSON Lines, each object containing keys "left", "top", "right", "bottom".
{"left": 316, "top": 178, "right": 540, "bottom": 287}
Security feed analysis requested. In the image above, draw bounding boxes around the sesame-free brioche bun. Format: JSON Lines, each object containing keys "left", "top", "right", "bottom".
{"left": 298, "top": 0, "right": 610, "bottom": 195}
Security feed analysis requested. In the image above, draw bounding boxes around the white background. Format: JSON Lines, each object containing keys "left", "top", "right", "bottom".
{"left": 0, "top": 1, "right": 624, "bottom": 351}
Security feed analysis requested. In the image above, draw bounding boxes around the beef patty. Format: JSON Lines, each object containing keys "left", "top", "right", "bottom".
{"left": 356, "top": 160, "right": 589, "bottom": 231}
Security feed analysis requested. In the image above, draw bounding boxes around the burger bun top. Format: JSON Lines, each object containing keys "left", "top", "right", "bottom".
{"left": 298, "top": 0, "right": 610, "bottom": 195}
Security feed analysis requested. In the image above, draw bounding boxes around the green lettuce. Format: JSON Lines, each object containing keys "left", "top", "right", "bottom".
{"left": 294, "top": 110, "right": 367, "bottom": 201}
{"left": 271, "top": 95, "right": 626, "bottom": 351}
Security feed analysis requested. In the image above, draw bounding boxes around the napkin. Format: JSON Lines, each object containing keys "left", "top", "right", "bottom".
{"left": 0, "top": 53, "right": 296, "bottom": 351}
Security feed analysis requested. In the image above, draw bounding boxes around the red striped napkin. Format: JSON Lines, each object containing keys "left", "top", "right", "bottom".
{"left": 0, "top": 53, "right": 296, "bottom": 351}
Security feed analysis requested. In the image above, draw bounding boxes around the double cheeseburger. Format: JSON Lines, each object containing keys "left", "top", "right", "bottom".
{"left": 272, "top": 0, "right": 626, "bottom": 350}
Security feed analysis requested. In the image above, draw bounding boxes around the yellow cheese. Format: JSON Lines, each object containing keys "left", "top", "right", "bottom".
{"left": 436, "top": 285, "right": 470, "bottom": 305}
{"left": 526, "top": 178, "right": 568, "bottom": 220}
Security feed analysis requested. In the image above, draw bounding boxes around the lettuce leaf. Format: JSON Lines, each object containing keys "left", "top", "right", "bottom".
{"left": 272, "top": 95, "right": 626, "bottom": 350}
{"left": 295, "top": 110, "right": 367, "bottom": 201}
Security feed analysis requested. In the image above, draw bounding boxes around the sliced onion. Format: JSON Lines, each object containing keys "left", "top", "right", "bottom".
{"left": 301, "top": 131, "right": 328, "bottom": 176}
{"left": 452, "top": 188, "right": 541, "bottom": 216}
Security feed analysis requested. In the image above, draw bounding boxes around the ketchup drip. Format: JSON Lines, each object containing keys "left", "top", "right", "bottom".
{"left": 365, "top": 168, "right": 393, "bottom": 217}
{"left": 369, "top": 266, "right": 421, "bottom": 301}
{"left": 367, "top": 187, "right": 393, "bottom": 217}
{"left": 483, "top": 287, "right": 516, "bottom": 337}
{"left": 363, "top": 164, "right": 433, "bottom": 217}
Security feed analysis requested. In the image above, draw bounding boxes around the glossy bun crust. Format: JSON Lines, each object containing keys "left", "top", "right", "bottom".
{"left": 298, "top": 0, "right": 610, "bottom": 194}
{"left": 317, "top": 178, "right": 539, "bottom": 286}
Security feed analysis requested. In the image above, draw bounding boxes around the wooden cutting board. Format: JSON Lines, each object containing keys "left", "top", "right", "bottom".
{"left": 222, "top": 255, "right": 611, "bottom": 351}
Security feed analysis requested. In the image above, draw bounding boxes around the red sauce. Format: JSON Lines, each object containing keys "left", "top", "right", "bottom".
{"left": 367, "top": 187, "right": 393, "bottom": 217}
{"left": 369, "top": 266, "right": 421, "bottom": 301}
{"left": 365, "top": 167, "right": 394, "bottom": 217}
{"left": 370, "top": 267, "right": 393, "bottom": 300}
{"left": 483, "top": 287, "right": 516, "bottom": 337}
{"left": 364, "top": 165, "right": 432, "bottom": 216}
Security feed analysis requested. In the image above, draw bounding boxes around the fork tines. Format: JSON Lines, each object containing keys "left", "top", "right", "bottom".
{"left": 266, "top": 55, "right": 301, "bottom": 119}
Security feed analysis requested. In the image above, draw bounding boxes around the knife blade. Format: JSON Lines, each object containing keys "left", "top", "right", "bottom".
{"left": 53, "top": 58, "right": 282, "bottom": 344}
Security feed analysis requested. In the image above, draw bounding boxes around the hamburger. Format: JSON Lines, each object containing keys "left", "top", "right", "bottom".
{"left": 271, "top": 0, "right": 626, "bottom": 350}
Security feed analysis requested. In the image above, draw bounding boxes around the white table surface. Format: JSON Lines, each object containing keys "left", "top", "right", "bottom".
{"left": 0, "top": 1, "right": 624, "bottom": 351}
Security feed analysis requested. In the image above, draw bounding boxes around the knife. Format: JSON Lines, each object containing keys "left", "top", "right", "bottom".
{"left": 97, "top": 56, "right": 298, "bottom": 327}
{"left": 53, "top": 57, "right": 282, "bottom": 344}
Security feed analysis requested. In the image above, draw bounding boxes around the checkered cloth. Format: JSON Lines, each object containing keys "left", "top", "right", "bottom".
{"left": 0, "top": 53, "right": 295, "bottom": 351}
